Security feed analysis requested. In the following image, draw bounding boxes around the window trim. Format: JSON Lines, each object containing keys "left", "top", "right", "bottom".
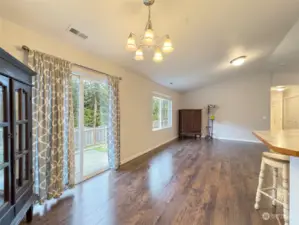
{"left": 152, "top": 95, "right": 172, "bottom": 131}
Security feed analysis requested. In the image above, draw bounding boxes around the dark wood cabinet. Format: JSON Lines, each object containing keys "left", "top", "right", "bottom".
{"left": 0, "top": 48, "right": 36, "bottom": 225}
{"left": 179, "top": 109, "right": 202, "bottom": 139}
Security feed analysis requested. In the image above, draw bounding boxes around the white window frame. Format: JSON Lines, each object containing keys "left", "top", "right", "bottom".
{"left": 152, "top": 95, "right": 172, "bottom": 131}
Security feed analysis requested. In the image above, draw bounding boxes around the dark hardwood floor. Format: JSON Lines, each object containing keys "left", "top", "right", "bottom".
{"left": 26, "top": 139, "right": 280, "bottom": 225}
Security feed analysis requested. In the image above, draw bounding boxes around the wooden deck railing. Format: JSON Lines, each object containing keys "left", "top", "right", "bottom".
{"left": 74, "top": 126, "right": 108, "bottom": 152}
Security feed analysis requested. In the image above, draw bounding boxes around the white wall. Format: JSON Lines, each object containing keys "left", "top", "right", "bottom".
{"left": 271, "top": 90, "right": 283, "bottom": 130}
{"left": 182, "top": 74, "right": 271, "bottom": 142}
{"left": 272, "top": 71, "right": 299, "bottom": 87}
{"left": 283, "top": 86, "right": 299, "bottom": 129}
{"left": 0, "top": 17, "right": 181, "bottom": 163}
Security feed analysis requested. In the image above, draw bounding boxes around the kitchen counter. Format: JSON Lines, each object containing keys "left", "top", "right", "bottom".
{"left": 254, "top": 130, "right": 299, "bottom": 225}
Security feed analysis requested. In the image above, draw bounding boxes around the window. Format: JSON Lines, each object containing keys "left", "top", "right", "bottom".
{"left": 152, "top": 96, "right": 172, "bottom": 130}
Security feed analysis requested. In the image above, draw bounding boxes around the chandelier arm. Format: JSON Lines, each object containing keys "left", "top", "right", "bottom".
{"left": 129, "top": 32, "right": 137, "bottom": 37}
{"left": 138, "top": 44, "right": 160, "bottom": 49}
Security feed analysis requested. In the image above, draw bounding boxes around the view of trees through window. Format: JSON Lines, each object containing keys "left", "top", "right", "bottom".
{"left": 152, "top": 97, "right": 160, "bottom": 122}
{"left": 152, "top": 96, "right": 172, "bottom": 130}
{"left": 72, "top": 77, "right": 109, "bottom": 128}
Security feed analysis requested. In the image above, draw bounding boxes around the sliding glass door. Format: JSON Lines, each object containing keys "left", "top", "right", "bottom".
{"left": 72, "top": 75, "right": 109, "bottom": 183}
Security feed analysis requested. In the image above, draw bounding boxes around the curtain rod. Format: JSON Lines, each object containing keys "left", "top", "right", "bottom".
{"left": 21, "top": 45, "right": 122, "bottom": 80}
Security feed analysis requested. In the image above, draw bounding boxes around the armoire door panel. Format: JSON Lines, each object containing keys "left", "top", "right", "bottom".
{"left": 181, "top": 110, "right": 193, "bottom": 132}
{"left": 192, "top": 111, "right": 202, "bottom": 132}
{"left": 0, "top": 86, "right": 4, "bottom": 123}
{"left": 14, "top": 90, "right": 21, "bottom": 122}
{"left": 0, "top": 75, "right": 12, "bottom": 221}
{"left": 0, "top": 47, "right": 36, "bottom": 225}
{"left": 0, "top": 75, "right": 10, "bottom": 125}
{"left": 0, "top": 128, "right": 3, "bottom": 165}
{"left": 179, "top": 109, "right": 202, "bottom": 138}
{"left": 11, "top": 80, "right": 32, "bottom": 201}
{"left": 0, "top": 168, "right": 7, "bottom": 207}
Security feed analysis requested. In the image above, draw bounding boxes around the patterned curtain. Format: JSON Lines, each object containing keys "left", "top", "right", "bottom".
{"left": 28, "top": 50, "right": 75, "bottom": 203}
{"left": 107, "top": 76, "right": 120, "bottom": 169}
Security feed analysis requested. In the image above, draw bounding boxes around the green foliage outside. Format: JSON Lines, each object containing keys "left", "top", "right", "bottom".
{"left": 152, "top": 98, "right": 171, "bottom": 122}
{"left": 152, "top": 98, "right": 160, "bottom": 121}
{"left": 72, "top": 77, "right": 109, "bottom": 128}
{"left": 85, "top": 144, "right": 107, "bottom": 152}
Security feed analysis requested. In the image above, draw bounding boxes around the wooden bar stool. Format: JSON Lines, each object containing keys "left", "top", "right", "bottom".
{"left": 254, "top": 152, "right": 290, "bottom": 225}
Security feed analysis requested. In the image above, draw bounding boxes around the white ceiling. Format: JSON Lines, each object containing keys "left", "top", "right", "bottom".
{"left": 269, "top": 16, "right": 299, "bottom": 74}
{"left": 1, "top": 0, "right": 299, "bottom": 91}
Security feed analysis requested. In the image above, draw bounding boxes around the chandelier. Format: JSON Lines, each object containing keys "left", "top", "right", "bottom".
{"left": 125, "top": 0, "right": 174, "bottom": 62}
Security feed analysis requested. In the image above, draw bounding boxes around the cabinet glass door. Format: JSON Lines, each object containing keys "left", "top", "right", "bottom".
{"left": 13, "top": 81, "right": 31, "bottom": 197}
{"left": 0, "top": 75, "right": 10, "bottom": 209}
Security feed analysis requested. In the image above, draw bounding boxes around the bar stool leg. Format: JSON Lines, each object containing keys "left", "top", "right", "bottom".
{"left": 282, "top": 164, "right": 289, "bottom": 225}
{"left": 272, "top": 168, "right": 278, "bottom": 208}
{"left": 255, "top": 159, "right": 266, "bottom": 210}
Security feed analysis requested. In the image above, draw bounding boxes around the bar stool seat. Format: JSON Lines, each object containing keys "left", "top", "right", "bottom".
{"left": 263, "top": 152, "right": 290, "bottom": 162}
{"left": 254, "top": 152, "right": 290, "bottom": 225}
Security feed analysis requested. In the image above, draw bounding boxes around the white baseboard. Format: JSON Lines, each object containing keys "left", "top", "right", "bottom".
{"left": 215, "top": 136, "right": 261, "bottom": 143}
{"left": 120, "top": 136, "right": 178, "bottom": 165}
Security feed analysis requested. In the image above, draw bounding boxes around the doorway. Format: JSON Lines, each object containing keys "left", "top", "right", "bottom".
{"left": 271, "top": 85, "right": 299, "bottom": 130}
{"left": 72, "top": 75, "right": 109, "bottom": 183}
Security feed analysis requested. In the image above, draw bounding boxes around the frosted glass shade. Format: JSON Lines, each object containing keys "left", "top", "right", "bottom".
{"left": 126, "top": 33, "right": 137, "bottom": 52}
{"left": 162, "top": 36, "right": 174, "bottom": 53}
{"left": 142, "top": 29, "right": 154, "bottom": 45}
{"left": 134, "top": 48, "right": 144, "bottom": 61}
{"left": 153, "top": 47, "right": 163, "bottom": 62}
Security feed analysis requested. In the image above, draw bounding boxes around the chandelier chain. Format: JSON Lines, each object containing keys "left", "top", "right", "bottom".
{"left": 148, "top": 6, "right": 151, "bottom": 22}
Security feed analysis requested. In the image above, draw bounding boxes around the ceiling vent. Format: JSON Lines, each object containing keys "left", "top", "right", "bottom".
{"left": 68, "top": 27, "right": 88, "bottom": 40}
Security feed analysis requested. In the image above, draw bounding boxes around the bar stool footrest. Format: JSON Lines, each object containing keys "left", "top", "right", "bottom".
{"left": 258, "top": 189, "right": 284, "bottom": 205}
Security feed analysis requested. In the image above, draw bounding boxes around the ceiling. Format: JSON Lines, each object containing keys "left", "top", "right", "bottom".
{"left": 1, "top": 0, "right": 299, "bottom": 92}
{"left": 269, "top": 16, "right": 299, "bottom": 74}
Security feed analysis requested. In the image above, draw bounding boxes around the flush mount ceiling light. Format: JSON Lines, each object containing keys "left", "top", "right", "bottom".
{"left": 271, "top": 86, "right": 287, "bottom": 92}
{"left": 230, "top": 56, "right": 246, "bottom": 66}
{"left": 125, "top": 0, "right": 174, "bottom": 62}
{"left": 276, "top": 86, "right": 286, "bottom": 92}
